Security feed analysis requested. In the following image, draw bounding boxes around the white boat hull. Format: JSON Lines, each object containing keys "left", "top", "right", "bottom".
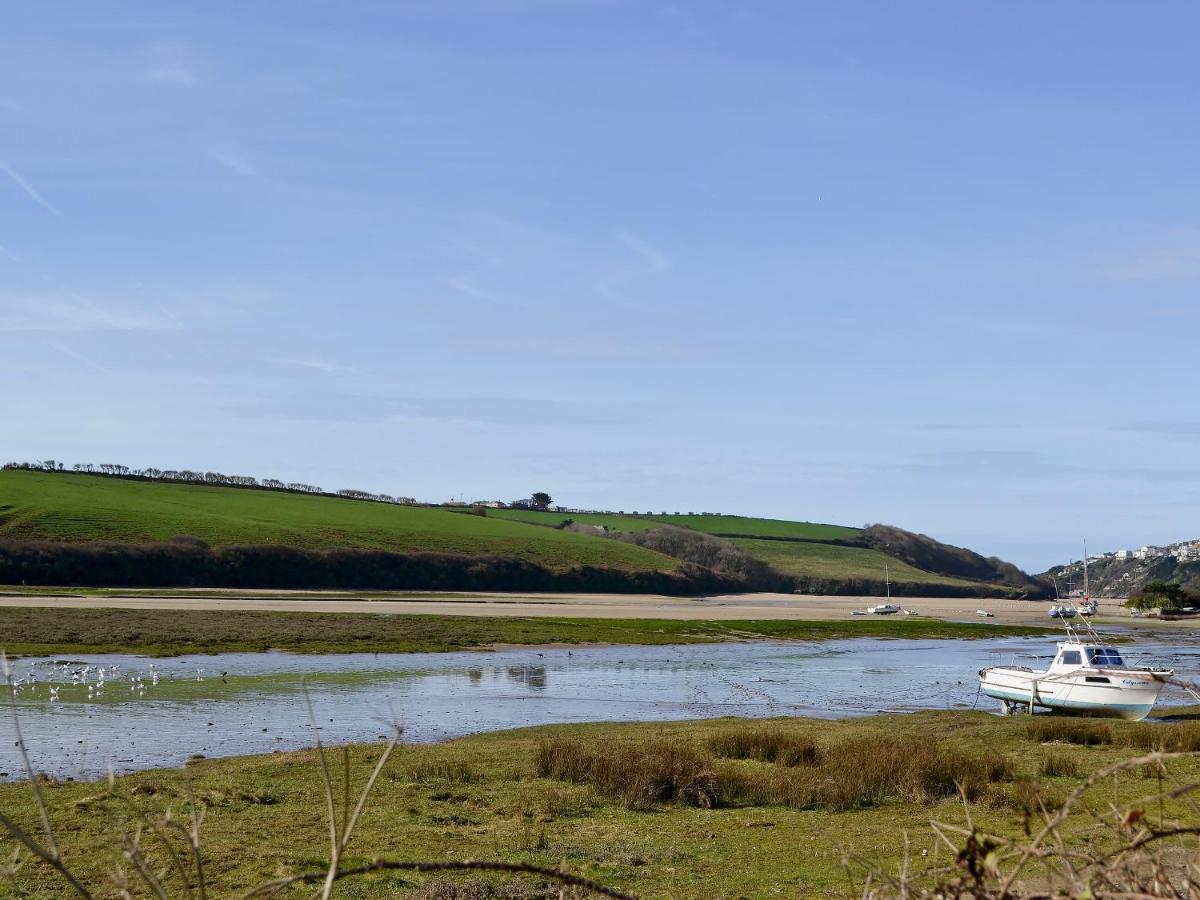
{"left": 979, "top": 666, "right": 1166, "bottom": 721}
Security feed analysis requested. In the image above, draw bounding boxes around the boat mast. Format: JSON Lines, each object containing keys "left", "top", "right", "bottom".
{"left": 885, "top": 562, "right": 890, "bottom": 602}
{"left": 1082, "top": 540, "right": 1090, "bottom": 602}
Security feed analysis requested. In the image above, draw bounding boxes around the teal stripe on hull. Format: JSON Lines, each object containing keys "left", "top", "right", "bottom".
{"left": 982, "top": 686, "right": 1153, "bottom": 718}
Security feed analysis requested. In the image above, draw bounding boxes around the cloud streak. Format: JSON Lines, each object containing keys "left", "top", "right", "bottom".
{"left": 1103, "top": 232, "right": 1200, "bottom": 281}
{"left": 0, "top": 298, "right": 176, "bottom": 332}
{"left": 617, "top": 231, "right": 672, "bottom": 274}
{"left": 0, "top": 162, "right": 61, "bottom": 216}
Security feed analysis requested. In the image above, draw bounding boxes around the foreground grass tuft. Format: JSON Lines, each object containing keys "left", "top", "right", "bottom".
{"left": 534, "top": 738, "right": 719, "bottom": 810}
{"left": 539, "top": 732, "right": 1011, "bottom": 812}
{"left": 705, "top": 725, "right": 821, "bottom": 766}
{"left": 1025, "top": 718, "right": 1113, "bottom": 746}
{"left": 1121, "top": 720, "right": 1200, "bottom": 752}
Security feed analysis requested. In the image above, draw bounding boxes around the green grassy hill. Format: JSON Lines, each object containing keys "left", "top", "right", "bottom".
{"left": 727, "top": 538, "right": 981, "bottom": 587}
{"left": 488, "top": 508, "right": 859, "bottom": 541}
{"left": 488, "top": 507, "right": 1015, "bottom": 594}
{"left": 0, "top": 471, "right": 675, "bottom": 573}
{"left": 0, "top": 471, "right": 1029, "bottom": 595}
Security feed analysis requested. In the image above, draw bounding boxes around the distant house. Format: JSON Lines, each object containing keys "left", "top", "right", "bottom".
{"left": 1113, "top": 549, "right": 1132, "bottom": 560}
{"left": 473, "top": 500, "right": 506, "bottom": 508}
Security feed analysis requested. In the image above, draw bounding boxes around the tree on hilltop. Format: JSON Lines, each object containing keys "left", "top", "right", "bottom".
{"left": 531, "top": 492, "right": 553, "bottom": 510}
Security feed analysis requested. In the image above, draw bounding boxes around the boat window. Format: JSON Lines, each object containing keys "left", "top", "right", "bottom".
{"left": 1060, "top": 650, "right": 1082, "bottom": 665}
{"left": 1086, "top": 648, "right": 1125, "bottom": 667}
{"left": 1084, "top": 676, "right": 1111, "bottom": 683}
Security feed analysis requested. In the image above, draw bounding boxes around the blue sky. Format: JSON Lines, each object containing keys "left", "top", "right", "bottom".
{"left": 3, "top": 2, "right": 1199, "bottom": 571}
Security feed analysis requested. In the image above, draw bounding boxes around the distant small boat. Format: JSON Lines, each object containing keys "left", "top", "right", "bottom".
{"left": 1159, "top": 608, "right": 1200, "bottom": 621}
{"left": 1049, "top": 605, "right": 1077, "bottom": 619}
{"left": 867, "top": 563, "right": 900, "bottom": 614}
{"left": 851, "top": 609, "right": 866, "bottom": 616}
{"left": 977, "top": 609, "right": 994, "bottom": 617}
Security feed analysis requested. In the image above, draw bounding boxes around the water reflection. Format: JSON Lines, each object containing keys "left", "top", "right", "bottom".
{"left": 2, "top": 634, "right": 1195, "bottom": 781}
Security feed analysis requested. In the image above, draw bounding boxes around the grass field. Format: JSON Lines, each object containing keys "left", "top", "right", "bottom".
{"left": 488, "top": 508, "right": 860, "bottom": 541}
{"left": 0, "top": 710, "right": 1195, "bottom": 897}
{"left": 728, "top": 538, "right": 984, "bottom": 587}
{"left": 0, "top": 471, "right": 675, "bottom": 573}
{"left": 0, "top": 606, "right": 1052, "bottom": 656}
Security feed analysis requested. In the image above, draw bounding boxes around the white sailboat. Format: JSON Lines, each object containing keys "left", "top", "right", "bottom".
{"left": 868, "top": 563, "right": 901, "bottom": 615}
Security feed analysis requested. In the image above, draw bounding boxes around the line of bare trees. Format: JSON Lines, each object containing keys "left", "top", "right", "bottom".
{"left": 2, "top": 460, "right": 415, "bottom": 507}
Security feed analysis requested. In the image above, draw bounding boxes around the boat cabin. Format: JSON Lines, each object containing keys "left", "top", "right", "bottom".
{"left": 1049, "top": 642, "right": 1125, "bottom": 673}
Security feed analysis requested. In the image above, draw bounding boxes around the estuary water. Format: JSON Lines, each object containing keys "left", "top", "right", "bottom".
{"left": 3, "top": 635, "right": 1198, "bottom": 780}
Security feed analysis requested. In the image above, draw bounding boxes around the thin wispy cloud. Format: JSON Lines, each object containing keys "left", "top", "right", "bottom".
{"left": 210, "top": 148, "right": 256, "bottom": 176}
{"left": 144, "top": 42, "right": 204, "bottom": 86}
{"left": 269, "top": 356, "right": 351, "bottom": 374}
{"left": 48, "top": 341, "right": 112, "bottom": 374}
{"left": 0, "top": 244, "right": 20, "bottom": 262}
{"left": 0, "top": 162, "right": 61, "bottom": 216}
{"left": 1118, "top": 421, "right": 1200, "bottom": 440}
{"left": 231, "top": 393, "right": 640, "bottom": 427}
{"left": 0, "top": 298, "right": 176, "bottom": 332}
{"left": 617, "top": 231, "right": 672, "bottom": 274}
{"left": 447, "top": 275, "right": 516, "bottom": 305}
{"left": 1103, "top": 232, "right": 1200, "bottom": 281}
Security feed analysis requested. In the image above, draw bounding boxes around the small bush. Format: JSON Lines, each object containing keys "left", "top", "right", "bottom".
{"left": 1025, "top": 718, "right": 1113, "bottom": 746}
{"left": 1040, "top": 751, "right": 1080, "bottom": 778}
{"left": 705, "top": 727, "right": 821, "bottom": 767}
{"left": 534, "top": 738, "right": 718, "bottom": 809}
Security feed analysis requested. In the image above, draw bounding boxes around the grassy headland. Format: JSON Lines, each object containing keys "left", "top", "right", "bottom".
{"left": 0, "top": 471, "right": 673, "bottom": 573}
{"left": 0, "top": 469, "right": 1040, "bottom": 597}
{"left": 1, "top": 711, "right": 1196, "bottom": 897}
{"left": 0, "top": 606, "right": 1053, "bottom": 656}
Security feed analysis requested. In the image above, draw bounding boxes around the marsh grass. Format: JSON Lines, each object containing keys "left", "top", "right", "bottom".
{"left": 1025, "top": 718, "right": 1113, "bottom": 746}
{"left": 539, "top": 733, "right": 1010, "bottom": 812}
{"left": 399, "top": 759, "right": 483, "bottom": 784}
{"left": 705, "top": 726, "right": 821, "bottom": 766}
{"left": 1123, "top": 720, "right": 1200, "bottom": 753}
{"left": 1039, "top": 750, "right": 1080, "bottom": 778}
{"left": 534, "top": 738, "right": 718, "bottom": 810}
{"left": 720, "top": 734, "right": 1011, "bottom": 810}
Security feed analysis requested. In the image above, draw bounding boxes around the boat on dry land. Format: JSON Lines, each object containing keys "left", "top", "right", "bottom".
{"left": 979, "top": 622, "right": 1172, "bottom": 721}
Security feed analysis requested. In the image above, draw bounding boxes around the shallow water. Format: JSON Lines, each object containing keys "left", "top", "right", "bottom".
{"left": 3, "top": 634, "right": 1198, "bottom": 780}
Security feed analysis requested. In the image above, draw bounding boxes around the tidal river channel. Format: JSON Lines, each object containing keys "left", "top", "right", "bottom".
{"left": 4, "top": 635, "right": 1198, "bottom": 780}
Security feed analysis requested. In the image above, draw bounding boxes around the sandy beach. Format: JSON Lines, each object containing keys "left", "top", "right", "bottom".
{"left": 0, "top": 589, "right": 1178, "bottom": 629}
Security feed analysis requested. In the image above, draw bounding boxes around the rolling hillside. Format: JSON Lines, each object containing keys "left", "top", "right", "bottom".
{"left": 487, "top": 507, "right": 1030, "bottom": 596}
{"left": 0, "top": 470, "right": 1037, "bottom": 596}
{"left": 489, "top": 508, "right": 858, "bottom": 541}
{"left": 0, "top": 471, "right": 675, "bottom": 574}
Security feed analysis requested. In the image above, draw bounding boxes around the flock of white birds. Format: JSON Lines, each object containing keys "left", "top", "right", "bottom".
{"left": 6, "top": 661, "right": 211, "bottom": 702}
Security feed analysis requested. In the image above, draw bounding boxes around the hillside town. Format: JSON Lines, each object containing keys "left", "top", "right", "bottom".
{"left": 1089, "top": 540, "right": 1200, "bottom": 563}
